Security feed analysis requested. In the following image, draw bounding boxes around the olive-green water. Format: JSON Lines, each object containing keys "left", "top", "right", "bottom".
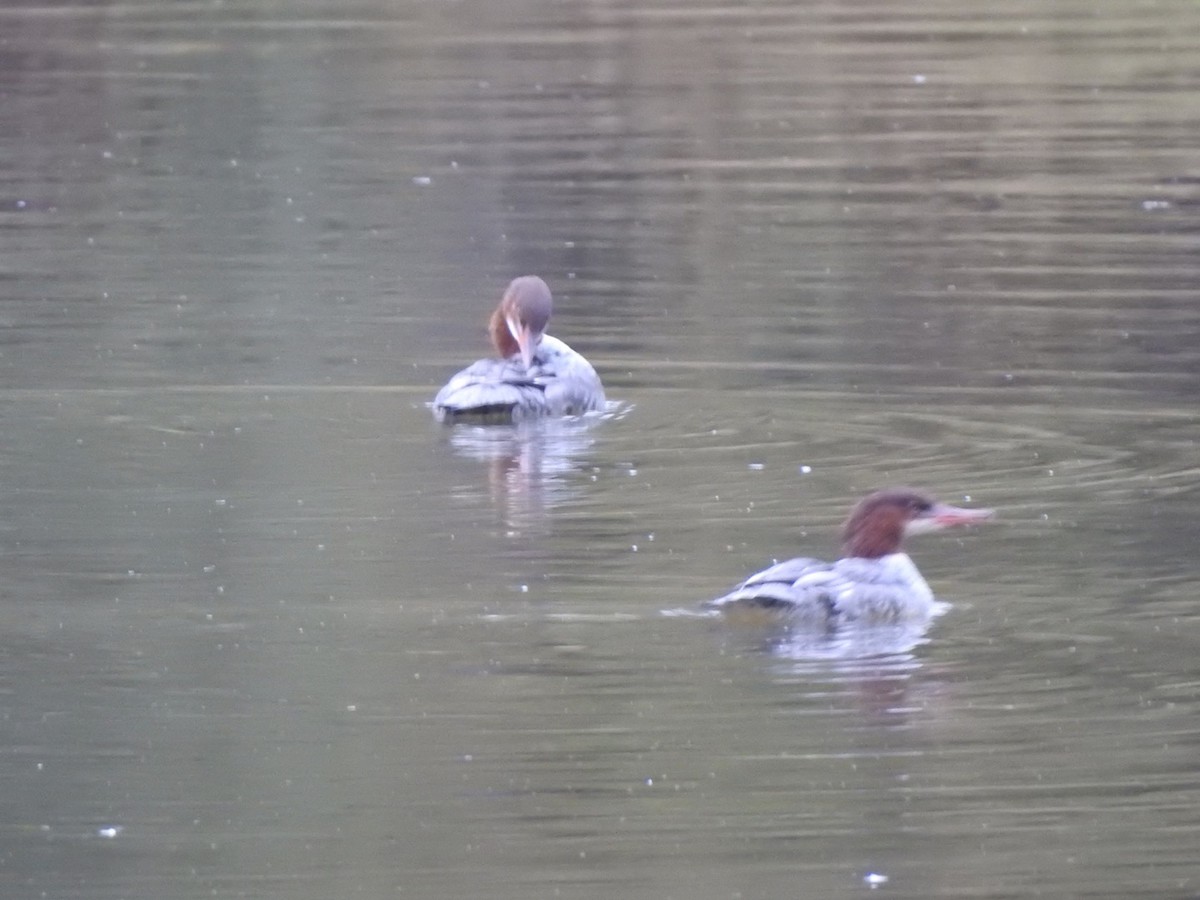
{"left": 3, "top": 1, "right": 1199, "bottom": 897}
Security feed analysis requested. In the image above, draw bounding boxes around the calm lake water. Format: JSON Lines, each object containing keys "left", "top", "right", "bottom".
{"left": 3, "top": 1, "right": 1200, "bottom": 897}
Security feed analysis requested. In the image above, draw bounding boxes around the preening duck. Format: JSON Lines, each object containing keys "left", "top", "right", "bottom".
{"left": 432, "top": 276, "right": 605, "bottom": 423}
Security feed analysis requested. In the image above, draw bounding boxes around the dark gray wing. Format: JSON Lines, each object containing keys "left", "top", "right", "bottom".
{"left": 706, "top": 557, "right": 848, "bottom": 621}
{"left": 433, "top": 357, "right": 549, "bottom": 422}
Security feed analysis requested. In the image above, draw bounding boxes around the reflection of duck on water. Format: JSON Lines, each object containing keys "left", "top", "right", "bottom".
{"left": 433, "top": 276, "right": 606, "bottom": 423}
{"left": 441, "top": 418, "right": 602, "bottom": 534}
{"left": 707, "top": 489, "right": 993, "bottom": 625}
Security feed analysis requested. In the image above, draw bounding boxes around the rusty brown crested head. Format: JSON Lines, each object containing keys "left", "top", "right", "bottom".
{"left": 488, "top": 276, "right": 553, "bottom": 369}
{"left": 841, "top": 488, "right": 993, "bottom": 559}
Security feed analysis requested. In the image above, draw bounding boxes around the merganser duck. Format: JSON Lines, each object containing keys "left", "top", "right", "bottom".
{"left": 432, "top": 276, "right": 606, "bottom": 423}
{"left": 706, "top": 488, "right": 993, "bottom": 623}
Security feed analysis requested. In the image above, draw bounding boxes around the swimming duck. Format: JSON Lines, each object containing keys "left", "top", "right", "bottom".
{"left": 432, "top": 276, "right": 605, "bottom": 423}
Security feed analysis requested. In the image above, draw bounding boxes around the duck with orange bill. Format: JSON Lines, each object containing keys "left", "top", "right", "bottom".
{"left": 706, "top": 489, "right": 993, "bottom": 624}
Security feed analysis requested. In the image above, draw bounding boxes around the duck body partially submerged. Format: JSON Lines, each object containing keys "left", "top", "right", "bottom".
{"left": 706, "top": 488, "right": 993, "bottom": 625}
{"left": 434, "top": 335, "right": 604, "bottom": 423}
{"left": 433, "top": 276, "right": 605, "bottom": 423}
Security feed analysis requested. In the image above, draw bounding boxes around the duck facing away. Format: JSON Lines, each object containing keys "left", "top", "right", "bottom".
{"left": 706, "top": 488, "right": 993, "bottom": 624}
{"left": 432, "top": 276, "right": 606, "bottom": 423}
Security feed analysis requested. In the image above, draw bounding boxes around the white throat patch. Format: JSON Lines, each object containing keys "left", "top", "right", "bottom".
{"left": 506, "top": 315, "right": 522, "bottom": 343}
